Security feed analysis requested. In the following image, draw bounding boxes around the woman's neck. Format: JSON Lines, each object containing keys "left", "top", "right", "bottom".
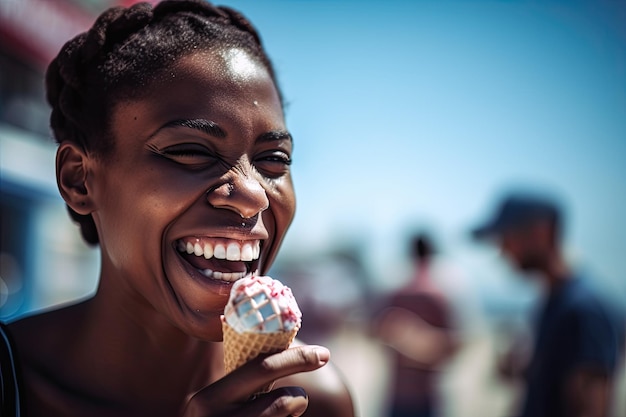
{"left": 69, "top": 275, "right": 223, "bottom": 411}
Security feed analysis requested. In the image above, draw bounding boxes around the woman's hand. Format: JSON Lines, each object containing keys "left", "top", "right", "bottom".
{"left": 182, "top": 345, "right": 330, "bottom": 417}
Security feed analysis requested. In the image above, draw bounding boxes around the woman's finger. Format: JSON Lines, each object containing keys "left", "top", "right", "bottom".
{"left": 185, "top": 345, "right": 329, "bottom": 412}
{"left": 183, "top": 386, "right": 308, "bottom": 417}
{"left": 250, "top": 387, "right": 309, "bottom": 417}
{"left": 216, "top": 345, "right": 328, "bottom": 401}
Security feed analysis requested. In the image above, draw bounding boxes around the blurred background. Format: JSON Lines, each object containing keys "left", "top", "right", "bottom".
{"left": 1, "top": 0, "right": 624, "bottom": 416}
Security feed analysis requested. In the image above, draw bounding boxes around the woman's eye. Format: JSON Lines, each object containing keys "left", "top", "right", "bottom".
{"left": 255, "top": 151, "right": 292, "bottom": 178}
{"left": 159, "top": 144, "right": 216, "bottom": 166}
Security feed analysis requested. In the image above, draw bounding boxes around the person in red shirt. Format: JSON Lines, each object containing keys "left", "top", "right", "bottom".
{"left": 374, "top": 233, "right": 459, "bottom": 417}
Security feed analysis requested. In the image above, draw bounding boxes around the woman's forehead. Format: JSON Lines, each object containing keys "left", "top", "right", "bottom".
{"left": 143, "top": 48, "right": 276, "bottom": 96}
{"left": 220, "top": 48, "right": 266, "bottom": 83}
{"left": 109, "top": 48, "right": 284, "bottom": 142}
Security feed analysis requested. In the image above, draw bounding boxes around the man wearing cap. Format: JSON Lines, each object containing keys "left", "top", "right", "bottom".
{"left": 472, "top": 192, "right": 624, "bottom": 417}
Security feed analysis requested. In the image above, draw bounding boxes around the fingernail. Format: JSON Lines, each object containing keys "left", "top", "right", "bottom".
{"left": 314, "top": 346, "right": 330, "bottom": 365}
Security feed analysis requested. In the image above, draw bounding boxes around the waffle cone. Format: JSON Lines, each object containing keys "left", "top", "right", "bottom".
{"left": 221, "top": 316, "right": 299, "bottom": 375}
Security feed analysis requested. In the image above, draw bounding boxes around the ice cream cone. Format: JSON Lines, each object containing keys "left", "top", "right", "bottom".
{"left": 221, "top": 316, "right": 300, "bottom": 374}
{"left": 220, "top": 275, "right": 302, "bottom": 394}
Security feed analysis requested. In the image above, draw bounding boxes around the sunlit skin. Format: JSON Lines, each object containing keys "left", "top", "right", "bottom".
{"left": 8, "top": 48, "right": 354, "bottom": 416}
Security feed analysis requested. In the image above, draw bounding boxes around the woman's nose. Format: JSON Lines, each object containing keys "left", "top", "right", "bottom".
{"left": 206, "top": 174, "right": 269, "bottom": 219}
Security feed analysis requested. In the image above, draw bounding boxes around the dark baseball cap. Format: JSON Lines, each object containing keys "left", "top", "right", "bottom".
{"left": 472, "top": 192, "right": 562, "bottom": 240}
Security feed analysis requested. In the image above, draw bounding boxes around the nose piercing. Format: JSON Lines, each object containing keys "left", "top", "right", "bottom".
{"left": 240, "top": 215, "right": 260, "bottom": 229}
{"left": 206, "top": 180, "right": 269, "bottom": 218}
{"left": 206, "top": 183, "right": 233, "bottom": 199}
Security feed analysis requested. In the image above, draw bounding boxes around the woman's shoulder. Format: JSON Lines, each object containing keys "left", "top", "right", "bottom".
{"left": 7, "top": 300, "right": 91, "bottom": 367}
{"left": 1, "top": 307, "right": 80, "bottom": 417}
{"left": 277, "top": 338, "right": 355, "bottom": 417}
{"left": 9, "top": 301, "right": 86, "bottom": 335}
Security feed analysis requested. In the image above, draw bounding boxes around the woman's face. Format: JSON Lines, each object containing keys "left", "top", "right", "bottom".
{"left": 88, "top": 48, "right": 294, "bottom": 339}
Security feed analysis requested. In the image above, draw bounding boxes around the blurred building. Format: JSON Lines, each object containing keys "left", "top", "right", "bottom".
{"left": 0, "top": 0, "right": 138, "bottom": 320}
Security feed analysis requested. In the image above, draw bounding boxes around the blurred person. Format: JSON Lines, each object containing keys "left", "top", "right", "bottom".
{"left": 0, "top": 1, "right": 355, "bottom": 416}
{"left": 373, "top": 232, "right": 460, "bottom": 417}
{"left": 471, "top": 191, "right": 624, "bottom": 417}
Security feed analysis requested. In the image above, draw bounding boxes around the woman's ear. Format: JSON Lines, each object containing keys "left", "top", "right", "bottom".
{"left": 56, "top": 142, "right": 95, "bottom": 215}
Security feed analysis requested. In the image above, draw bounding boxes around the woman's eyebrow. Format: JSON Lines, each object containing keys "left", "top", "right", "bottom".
{"left": 163, "top": 118, "right": 227, "bottom": 138}
{"left": 257, "top": 130, "right": 293, "bottom": 143}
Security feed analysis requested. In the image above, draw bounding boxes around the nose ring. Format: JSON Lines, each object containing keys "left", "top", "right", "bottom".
{"left": 206, "top": 181, "right": 268, "bottom": 219}
{"left": 205, "top": 183, "right": 234, "bottom": 198}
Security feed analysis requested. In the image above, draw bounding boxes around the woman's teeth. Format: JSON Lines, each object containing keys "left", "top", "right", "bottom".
{"left": 178, "top": 239, "right": 261, "bottom": 262}
{"left": 199, "top": 269, "right": 248, "bottom": 281}
{"left": 176, "top": 239, "right": 261, "bottom": 283}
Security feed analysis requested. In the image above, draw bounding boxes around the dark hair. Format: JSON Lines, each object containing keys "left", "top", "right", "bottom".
{"left": 410, "top": 233, "right": 436, "bottom": 261}
{"left": 46, "top": 0, "right": 282, "bottom": 245}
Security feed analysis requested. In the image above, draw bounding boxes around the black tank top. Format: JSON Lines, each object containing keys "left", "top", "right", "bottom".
{"left": 0, "top": 322, "right": 21, "bottom": 416}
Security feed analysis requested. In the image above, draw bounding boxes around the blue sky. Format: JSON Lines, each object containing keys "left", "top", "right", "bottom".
{"left": 216, "top": 0, "right": 626, "bottom": 301}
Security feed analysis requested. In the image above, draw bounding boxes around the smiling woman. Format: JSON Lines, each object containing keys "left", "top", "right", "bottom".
{"left": 1, "top": 1, "right": 354, "bottom": 416}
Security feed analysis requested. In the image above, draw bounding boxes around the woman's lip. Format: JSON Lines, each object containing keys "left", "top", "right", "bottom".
{"left": 173, "top": 250, "right": 235, "bottom": 296}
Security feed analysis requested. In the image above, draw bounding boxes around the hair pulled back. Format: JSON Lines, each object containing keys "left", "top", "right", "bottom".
{"left": 46, "top": 0, "right": 281, "bottom": 246}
